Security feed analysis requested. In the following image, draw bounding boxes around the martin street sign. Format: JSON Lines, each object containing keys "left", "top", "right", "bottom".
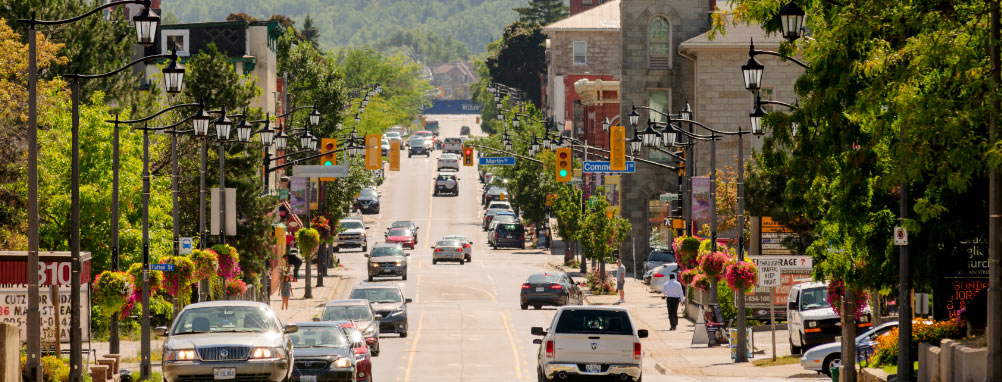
{"left": 479, "top": 157, "right": 516, "bottom": 166}
{"left": 582, "top": 161, "right": 636, "bottom": 173}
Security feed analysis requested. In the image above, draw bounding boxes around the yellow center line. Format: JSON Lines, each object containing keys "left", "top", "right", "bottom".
{"left": 500, "top": 311, "right": 522, "bottom": 379}
{"left": 403, "top": 311, "right": 426, "bottom": 382}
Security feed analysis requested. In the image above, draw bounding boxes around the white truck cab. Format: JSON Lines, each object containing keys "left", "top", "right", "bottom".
{"left": 787, "top": 281, "right": 872, "bottom": 354}
{"left": 532, "top": 306, "right": 647, "bottom": 382}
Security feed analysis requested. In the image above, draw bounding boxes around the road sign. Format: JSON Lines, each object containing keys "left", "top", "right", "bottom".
{"left": 478, "top": 156, "right": 516, "bottom": 166}
{"left": 582, "top": 161, "right": 636, "bottom": 173}
{"left": 179, "top": 237, "right": 193, "bottom": 254}
{"left": 757, "top": 259, "right": 782, "bottom": 287}
{"left": 292, "top": 165, "right": 349, "bottom": 178}
{"left": 894, "top": 226, "right": 908, "bottom": 245}
{"left": 748, "top": 255, "right": 813, "bottom": 270}
{"left": 151, "top": 263, "right": 175, "bottom": 271}
{"left": 659, "top": 193, "right": 680, "bottom": 202}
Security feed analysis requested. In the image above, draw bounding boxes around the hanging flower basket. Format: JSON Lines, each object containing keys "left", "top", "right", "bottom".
{"left": 161, "top": 256, "right": 195, "bottom": 299}
{"left": 827, "top": 280, "right": 869, "bottom": 319}
{"left": 225, "top": 279, "right": 248, "bottom": 296}
{"left": 212, "top": 244, "right": 242, "bottom": 279}
{"left": 296, "top": 228, "right": 321, "bottom": 260}
{"left": 125, "top": 262, "right": 165, "bottom": 294}
{"left": 680, "top": 268, "right": 700, "bottom": 287}
{"left": 674, "top": 236, "right": 701, "bottom": 268}
{"left": 699, "top": 251, "right": 731, "bottom": 280}
{"left": 691, "top": 273, "right": 711, "bottom": 291}
{"left": 190, "top": 249, "right": 219, "bottom": 280}
{"left": 725, "top": 261, "right": 758, "bottom": 293}
{"left": 311, "top": 216, "right": 333, "bottom": 243}
{"left": 93, "top": 270, "right": 134, "bottom": 317}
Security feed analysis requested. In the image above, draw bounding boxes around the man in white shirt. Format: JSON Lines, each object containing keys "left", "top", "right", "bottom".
{"left": 660, "top": 273, "right": 686, "bottom": 330}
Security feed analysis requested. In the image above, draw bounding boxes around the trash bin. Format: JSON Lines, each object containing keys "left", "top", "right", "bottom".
{"left": 831, "top": 365, "right": 840, "bottom": 382}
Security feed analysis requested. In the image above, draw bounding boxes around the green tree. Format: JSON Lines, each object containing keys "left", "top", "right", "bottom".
{"left": 580, "top": 189, "right": 631, "bottom": 281}
{"left": 373, "top": 28, "right": 470, "bottom": 65}
{"left": 514, "top": 0, "right": 569, "bottom": 26}
{"left": 485, "top": 22, "right": 546, "bottom": 106}
{"left": 300, "top": 15, "right": 319, "bottom": 49}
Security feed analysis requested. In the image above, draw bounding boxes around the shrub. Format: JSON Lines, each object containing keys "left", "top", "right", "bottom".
{"left": 584, "top": 270, "right": 615, "bottom": 295}
{"left": 870, "top": 319, "right": 965, "bottom": 367}
{"left": 190, "top": 249, "right": 219, "bottom": 280}
{"left": 41, "top": 355, "right": 68, "bottom": 382}
{"left": 92, "top": 271, "right": 134, "bottom": 317}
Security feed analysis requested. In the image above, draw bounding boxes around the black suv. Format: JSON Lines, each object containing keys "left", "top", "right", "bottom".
{"left": 408, "top": 139, "right": 431, "bottom": 157}
{"left": 353, "top": 187, "right": 380, "bottom": 214}
{"left": 491, "top": 222, "right": 525, "bottom": 249}
{"left": 434, "top": 173, "right": 459, "bottom": 196}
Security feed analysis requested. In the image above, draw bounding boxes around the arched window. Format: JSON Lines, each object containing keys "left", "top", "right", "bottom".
{"left": 649, "top": 17, "right": 671, "bottom": 69}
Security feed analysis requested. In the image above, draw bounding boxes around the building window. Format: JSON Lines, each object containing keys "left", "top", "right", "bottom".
{"left": 648, "top": 89, "right": 670, "bottom": 123}
{"left": 573, "top": 41, "right": 587, "bottom": 65}
{"left": 649, "top": 17, "right": 671, "bottom": 69}
{"left": 161, "top": 29, "right": 190, "bottom": 56}
{"left": 583, "top": 0, "right": 594, "bottom": 4}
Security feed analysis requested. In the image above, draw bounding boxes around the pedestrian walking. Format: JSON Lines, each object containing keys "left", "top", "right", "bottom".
{"left": 661, "top": 273, "right": 686, "bottom": 330}
{"left": 616, "top": 259, "right": 626, "bottom": 304}
{"left": 280, "top": 274, "right": 293, "bottom": 310}
{"left": 283, "top": 252, "right": 303, "bottom": 281}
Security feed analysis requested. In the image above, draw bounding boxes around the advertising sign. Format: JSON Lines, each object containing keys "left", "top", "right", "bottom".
{"left": 604, "top": 176, "right": 621, "bottom": 217}
{"left": 289, "top": 177, "right": 307, "bottom": 214}
{"left": 691, "top": 177, "right": 711, "bottom": 221}
{"left": 0, "top": 286, "right": 90, "bottom": 343}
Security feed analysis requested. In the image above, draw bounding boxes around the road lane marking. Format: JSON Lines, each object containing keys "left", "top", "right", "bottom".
{"left": 424, "top": 281, "right": 496, "bottom": 303}
{"left": 403, "top": 311, "right": 426, "bottom": 382}
{"left": 500, "top": 311, "right": 522, "bottom": 379}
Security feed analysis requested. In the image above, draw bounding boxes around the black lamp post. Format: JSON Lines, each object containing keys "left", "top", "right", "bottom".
{"left": 213, "top": 109, "right": 233, "bottom": 249}
{"left": 741, "top": 55, "right": 765, "bottom": 92}
{"left": 602, "top": 117, "right": 611, "bottom": 132}
{"left": 778, "top": 2, "right": 807, "bottom": 42}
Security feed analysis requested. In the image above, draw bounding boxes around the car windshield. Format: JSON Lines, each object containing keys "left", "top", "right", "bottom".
{"left": 436, "top": 240, "right": 460, "bottom": 247}
{"left": 443, "top": 235, "right": 468, "bottom": 242}
{"left": 527, "top": 274, "right": 563, "bottom": 284}
{"left": 388, "top": 228, "right": 411, "bottom": 237}
{"left": 172, "top": 306, "right": 279, "bottom": 335}
{"left": 800, "top": 287, "right": 829, "bottom": 311}
{"left": 445, "top": 138, "right": 462, "bottom": 144}
{"left": 555, "top": 309, "right": 634, "bottom": 335}
{"left": 494, "top": 215, "right": 517, "bottom": 224}
{"left": 498, "top": 224, "right": 521, "bottom": 232}
{"left": 437, "top": 174, "right": 456, "bottom": 181}
{"left": 385, "top": 132, "right": 401, "bottom": 138}
{"left": 486, "top": 209, "right": 507, "bottom": 216}
{"left": 371, "top": 246, "right": 403, "bottom": 257}
{"left": 649, "top": 251, "right": 675, "bottom": 263}
{"left": 340, "top": 221, "right": 363, "bottom": 230}
{"left": 488, "top": 187, "right": 506, "bottom": 195}
{"left": 322, "top": 305, "right": 374, "bottom": 321}
{"left": 359, "top": 189, "right": 377, "bottom": 198}
{"left": 391, "top": 221, "right": 414, "bottom": 229}
{"left": 350, "top": 288, "right": 402, "bottom": 303}
{"left": 289, "top": 326, "right": 348, "bottom": 348}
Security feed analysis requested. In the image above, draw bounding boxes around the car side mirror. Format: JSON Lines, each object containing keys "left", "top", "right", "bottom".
{"left": 374, "top": 314, "right": 383, "bottom": 321}
{"left": 531, "top": 327, "right": 545, "bottom": 336}
{"left": 364, "top": 254, "right": 369, "bottom": 257}
{"left": 788, "top": 302, "right": 797, "bottom": 310}
{"left": 405, "top": 298, "right": 413, "bottom": 304}
{"left": 365, "top": 226, "right": 371, "bottom": 230}
{"left": 154, "top": 327, "right": 167, "bottom": 337}
{"left": 532, "top": 339, "right": 542, "bottom": 345}
{"left": 284, "top": 324, "right": 299, "bottom": 334}
{"left": 405, "top": 253, "right": 410, "bottom": 256}
{"left": 638, "top": 329, "right": 649, "bottom": 339}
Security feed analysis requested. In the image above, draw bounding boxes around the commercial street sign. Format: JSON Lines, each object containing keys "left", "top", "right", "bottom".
{"left": 151, "top": 263, "right": 175, "bottom": 271}
{"left": 582, "top": 161, "right": 636, "bottom": 173}
{"left": 179, "top": 237, "right": 193, "bottom": 255}
{"left": 292, "top": 165, "right": 349, "bottom": 178}
{"left": 748, "top": 255, "right": 813, "bottom": 270}
{"left": 757, "top": 259, "right": 782, "bottom": 287}
{"left": 479, "top": 157, "right": 516, "bottom": 166}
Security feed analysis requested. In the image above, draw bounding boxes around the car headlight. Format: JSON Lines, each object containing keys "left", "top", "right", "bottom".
{"left": 370, "top": 262, "right": 379, "bottom": 268}
{"left": 395, "top": 261, "right": 403, "bottom": 266}
{"left": 807, "top": 320, "right": 818, "bottom": 328}
{"left": 165, "top": 349, "right": 197, "bottom": 361}
{"left": 388, "top": 308, "right": 405, "bottom": 317}
{"left": 250, "top": 347, "right": 283, "bottom": 359}
{"left": 361, "top": 233, "right": 367, "bottom": 239}
{"left": 333, "top": 357, "right": 352, "bottom": 369}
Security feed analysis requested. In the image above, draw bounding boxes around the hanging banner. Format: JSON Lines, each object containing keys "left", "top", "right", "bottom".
{"left": 605, "top": 175, "right": 621, "bottom": 217}
{"left": 365, "top": 134, "right": 381, "bottom": 170}
{"left": 289, "top": 177, "right": 307, "bottom": 215}
{"left": 609, "top": 126, "right": 626, "bottom": 171}
{"left": 692, "top": 176, "right": 711, "bottom": 222}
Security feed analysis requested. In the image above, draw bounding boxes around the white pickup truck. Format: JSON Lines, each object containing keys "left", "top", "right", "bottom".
{"left": 532, "top": 306, "right": 648, "bottom": 382}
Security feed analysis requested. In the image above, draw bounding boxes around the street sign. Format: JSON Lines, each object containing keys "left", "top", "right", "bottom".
{"left": 894, "top": 226, "right": 908, "bottom": 245}
{"left": 748, "top": 255, "right": 813, "bottom": 270}
{"left": 179, "top": 237, "right": 194, "bottom": 255}
{"left": 659, "top": 193, "right": 680, "bottom": 202}
{"left": 582, "top": 161, "right": 636, "bottom": 173}
{"left": 151, "top": 263, "right": 175, "bottom": 271}
{"left": 757, "top": 259, "right": 782, "bottom": 287}
{"left": 292, "top": 165, "right": 348, "bottom": 178}
{"left": 478, "top": 157, "right": 516, "bottom": 166}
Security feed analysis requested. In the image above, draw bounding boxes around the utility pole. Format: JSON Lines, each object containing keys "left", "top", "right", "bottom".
{"left": 987, "top": 0, "right": 1001, "bottom": 380}
{"left": 110, "top": 117, "right": 120, "bottom": 354}
{"left": 735, "top": 128, "right": 748, "bottom": 363}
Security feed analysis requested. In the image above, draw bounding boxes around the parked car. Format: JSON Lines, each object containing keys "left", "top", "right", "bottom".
{"left": 353, "top": 188, "right": 380, "bottom": 214}
{"left": 460, "top": 126, "right": 471, "bottom": 136}
{"left": 388, "top": 221, "right": 419, "bottom": 244}
{"left": 407, "top": 138, "right": 431, "bottom": 157}
{"left": 491, "top": 222, "right": 525, "bottom": 249}
{"left": 646, "top": 263, "right": 680, "bottom": 293}
{"left": 334, "top": 320, "right": 373, "bottom": 382}
{"left": 531, "top": 306, "right": 647, "bottom": 382}
{"left": 365, "top": 243, "right": 409, "bottom": 281}
{"left": 483, "top": 209, "right": 516, "bottom": 230}
{"left": 520, "top": 272, "right": 584, "bottom": 310}
{"left": 642, "top": 247, "right": 676, "bottom": 275}
{"left": 288, "top": 321, "right": 357, "bottom": 382}
{"left": 441, "top": 234, "right": 473, "bottom": 262}
{"left": 788, "top": 281, "right": 872, "bottom": 354}
{"left": 802, "top": 322, "right": 898, "bottom": 376}
{"left": 380, "top": 138, "right": 390, "bottom": 156}
{"left": 335, "top": 218, "right": 367, "bottom": 252}
{"left": 348, "top": 283, "right": 412, "bottom": 337}
{"left": 486, "top": 201, "right": 512, "bottom": 211}
{"left": 319, "top": 299, "right": 381, "bottom": 356}
{"left": 434, "top": 173, "right": 459, "bottom": 196}
{"left": 442, "top": 137, "right": 464, "bottom": 154}
{"left": 432, "top": 239, "right": 466, "bottom": 265}
{"left": 157, "top": 301, "right": 296, "bottom": 382}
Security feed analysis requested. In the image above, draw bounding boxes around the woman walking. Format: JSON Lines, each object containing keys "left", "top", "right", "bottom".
{"left": 280, "top": 274, "right": 293, "bottom": 310}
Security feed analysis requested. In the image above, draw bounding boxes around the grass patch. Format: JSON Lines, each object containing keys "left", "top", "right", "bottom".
{"left": 135, "top": 371, "right": 162, "bottom": 382}
{"left": 752, "top": 355, "right": 801, "bottom": 367}
{"left": 121, "top": 348, "right": 163, "bottom": 363}
{"left": 879, "top": 361, "right": 917, "bottom": 375}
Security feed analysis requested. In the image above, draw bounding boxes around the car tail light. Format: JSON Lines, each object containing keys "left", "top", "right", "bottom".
{"left": 545, "top": 340, "right": 554, "bottom": 358}
{"left": 463, "top": 243, "right": 471, "bottom": 248}
{"left": 550, "top": 284, "right": 563, "bottom": 289}
{"left": 654, "top": 274, "right": 664, "bottom": 278}
{"left": 456, "top": 248, "right": 463, "bottom": 252}
{"left": 521, "top": 233, "right": 526, "bottom": 241}
{"left": 522, "top": 284, "right": 531, "bottom": 289}
{"left": 435, "top": 248, "right": 440, "bottom": 252}
{"left": 494, "top": 232, "right": 499, "bottom": 239}
{"left": 634, "top": 342, "right": 642, "bottom": 360}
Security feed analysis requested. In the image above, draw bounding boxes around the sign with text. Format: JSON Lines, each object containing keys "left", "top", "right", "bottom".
{"left": 0, "top": 286, "right": 90, "bottom": 343}
{"left": 756, "top": 259, "right": 782, "bottom": 287}
{"left": 609, "top": 125, "right": 626, "bottom": 171}
{"left": 582, "top": 161, "right": 636, "bottom": 173}
{"left": 478, "top": 157, "right": 516, "bottom": 166}
{"left": 748, "top": 255, "right": 813, "bottom": 270}
{"left": 151, "top": 263, "right": 175, "bottom": 271}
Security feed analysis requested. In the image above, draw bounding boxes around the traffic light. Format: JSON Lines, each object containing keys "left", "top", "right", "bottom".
{"left": 610, "top": 125, "right": 626, "bottom": 171}
{"left": 389, "top": 140, "right": 400, "bottom": 171}
{"left": 320, "top": 138, "right": 337, "bottom": 181}
{"left": 364, "top": 134, "right": 380, "bottom": 170}
{"left": 463, "top": 146, "right": 474, "bottom": 166}
{"left": 555, "top": 147, "right": 572, "bottom": 182}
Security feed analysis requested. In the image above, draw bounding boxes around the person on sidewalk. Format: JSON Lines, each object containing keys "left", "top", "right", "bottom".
{"left": 661, "top": 273, "right": 686, "bottom": 330}
{"left": 283, "top": 252, "right": 303, "bottom": 281}
{"left": 280, "top": 274, "right": 293, "bottom": 310}
{"left": 616, "top": 259, "right": 626, "bottom": 304}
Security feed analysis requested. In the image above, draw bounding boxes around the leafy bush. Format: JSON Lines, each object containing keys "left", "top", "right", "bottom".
{"left": 92, "top": 271, "right": 134, "bottom": 317}
{"left": 584, "top": 270, "right": 615, "bottom": 295}
{"left": 41, "top": 355, "right": 68, "bottom": 382}
{"left": 870, "top": 319, "right": 965, "bottom": 366}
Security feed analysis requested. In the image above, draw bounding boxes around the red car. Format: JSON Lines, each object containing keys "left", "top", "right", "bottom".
{"left": 338, "top": 321, "right": 373, "bottom": 382}
{"left": 385, "top": 227, "right": 415, "bottom": 249}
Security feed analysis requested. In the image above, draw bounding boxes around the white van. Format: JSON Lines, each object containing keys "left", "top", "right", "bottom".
{"left": 787, "top": 281, "right": 871, "bottom": 354}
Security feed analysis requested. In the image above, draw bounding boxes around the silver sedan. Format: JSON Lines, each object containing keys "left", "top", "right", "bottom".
{"left": 432, "top": 239, "right": 466, "bottom": 264}
{"left": 442, "top": 234, "right": 473, "bottom": 262}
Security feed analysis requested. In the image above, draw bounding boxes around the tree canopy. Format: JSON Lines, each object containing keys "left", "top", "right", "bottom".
{"left": 515, "top": 0, "right": 569, "bottom": 26}
{"left": 373, "top": 28, "right": 470, "bottom": 65}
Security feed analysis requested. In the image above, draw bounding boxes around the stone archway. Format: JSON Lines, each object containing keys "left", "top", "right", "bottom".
{"left": 620, "top": 160, "right": 676, "bottom": 277}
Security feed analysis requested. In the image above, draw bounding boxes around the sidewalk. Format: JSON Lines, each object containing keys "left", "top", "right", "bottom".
{"left": 548, "top": 259, "right": 820, "bottom": 379}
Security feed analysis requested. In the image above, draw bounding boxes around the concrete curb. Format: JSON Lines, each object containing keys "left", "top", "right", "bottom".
{"left": 654, "top": 361, "right": 669, "bottom": 375}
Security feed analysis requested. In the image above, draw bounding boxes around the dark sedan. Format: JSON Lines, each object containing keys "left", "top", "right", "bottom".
{"left": 520, "top": 272, "right": 583, "bottom": 310}
{"left": 353, "top": 188, "right": 380, "bottom": 214}
{"left": 288, "top": 322, "right": 356, "bottom": 382}
{"left": 349, "top": 284, "right": 412, "bottom": 337}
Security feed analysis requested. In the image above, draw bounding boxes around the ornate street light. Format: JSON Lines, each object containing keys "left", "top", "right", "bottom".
{"left": 663, "top": 124, "right": 678, "bottom": 147}
{"left": 602, "top": 117, "right": 611, "bottom": 132}
{"left": 742, "top": 55, "right": 765, "bottom": 91}
{"left": 192, "top": 108, "right": 213, "bottom": 137}
{"left": 309, "top": 136, "right": 318, "bottom": 151}
{"left": 779, "top": 2, "right": 806, "bottom": 41}
{"left": 504, "top": 134, "right": 512, "bottom": 152}
{"left": 274, "top": 127, "right": 288, "bottom": 150}
{"left": 213, "top": 110, "right": 232, "bottom": 141}
{"left": 487, "top": 83, "right": 495, "bottom": 94}
{"left": 260, "top": 121, "right": 275, "bottom": 146}
{"left": 494, "top": 93, "right": 500, "bottom": 103}
{"left": 542, "top": 132, "right": 552, "bottom": 150}
{"left": 680, "top": 101, "right": 693, "bottom": 121}
{"left": 512, "top": 116, "right": 520, "bottom": 129}
{"left": 750, "top": 104, "right": 767, "bottom": 135}
{"left": 354, "top": 114, "right": 361, "bottom": 124}
{"left": 300, "top": 130, "right": 313, "bottom": 149}
{"left": 791, "top": 121, "right": 799, "bottom": 138}
{"left": 530, "top": 135, "right": 540, "bottom": 154}
{"left": 629, "top": 106, "right": 640, "bottom": 128}
{"left": 131, "top": 5, "right": 160, "bottom": 46}
{"left": 642, "top": 121, "right": 661, "bottom": 148}
{"left": 235, "top": 117, "right": 253, "bottom": 142}
{"left": 309, "top": 107, "right": 321, "bottom": 127}
{"left": 162, "top": 52, "right": 185, "bottom": 95}
{"left": 630, "top": 127, "right": 643, "bottom": 154}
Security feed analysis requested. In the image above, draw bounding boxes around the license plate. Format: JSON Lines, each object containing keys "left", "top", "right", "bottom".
{"left": 299, "top": 376, "right": 316, "bottom": 382}
{"left": 585, "top": 364, "right": 601, "bottom": 373}
{"left": 213, "top": 368, "right": 236, "bottom": 380}
{"left": 536, "top": 287, "right": 544, "bottom": 292}
{"left": 506, "top": 235, "right": 513, "bottom": 238}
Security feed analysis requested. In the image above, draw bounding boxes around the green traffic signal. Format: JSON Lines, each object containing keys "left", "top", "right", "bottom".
{"left": 559, "top": 169, "right": 568, "bottom": 177}
{"left": 324, "top": 161, "right": 333, "bottom": 166}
